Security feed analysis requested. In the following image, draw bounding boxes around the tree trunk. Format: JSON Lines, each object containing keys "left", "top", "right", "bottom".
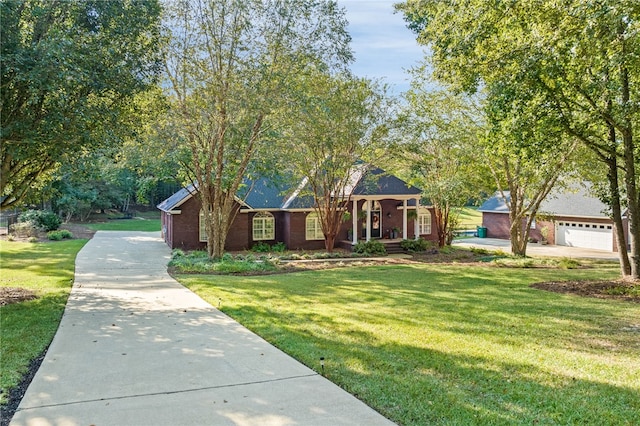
{"left": 325, "top": 233, "right": 336, "bottom": 253}
{"left": 603, "top": 127, "right": 631, "bottom": 277}
{"left": 509, "top": 212, "right": 528, "bottom": 257}
{"left": 620, "top": 62, "right": 639, "bottom": 280}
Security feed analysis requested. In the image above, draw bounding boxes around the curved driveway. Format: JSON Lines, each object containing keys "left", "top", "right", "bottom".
{"left": 11, "top": 231, "right": 394, "bottom": 426}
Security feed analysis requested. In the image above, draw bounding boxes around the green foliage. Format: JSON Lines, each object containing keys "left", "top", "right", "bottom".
{"left": 162, "top": 0, "right": 352, "bottom": 259}
{"left": 557, "top": 257, "right": 581, "bottom": 270}
{"left": 1, "top": 0, "right": 163, "bottom": 209}
{"left": 46, "top": 230, "right": 73, "bottom": 241}
{"left": 19, "top": 210, "right": 61, "bottom": 232}
{"left": 251, "top": 242, "right": 271, "bottom": 253}
{"left": 272, "top": 242, "right": 287, "bottom": 253}
{"left": 168, "top": 250, "right": 277, "bottom": 274}
{"left": 352, "top": 240, "right": 387, "bottom": 256}
{"left": 400, "top": 238, "right": 432, "bottom": 252}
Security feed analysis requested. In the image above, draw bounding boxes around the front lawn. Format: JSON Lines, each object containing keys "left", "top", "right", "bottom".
{"left": 177, "top": 262, "right": 640, "bottom": 425}
{"left": 0, "top": 239, "right": 88, "bottom": 406}
{"left": 84, "top": 217, "right": 160, "bottom": 232}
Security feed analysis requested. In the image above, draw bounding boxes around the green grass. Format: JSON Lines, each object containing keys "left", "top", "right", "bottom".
{"left": 84, "top": 218, "right": 160, "bottom": 232}
{"left": 455, "top": 206, "right": 482, "bottom": 230}
{"left": 0, "top": 239, "right": 88, "bottom": 405}
{"left": 177, "top": 262, "right": 640, "bottom": 425}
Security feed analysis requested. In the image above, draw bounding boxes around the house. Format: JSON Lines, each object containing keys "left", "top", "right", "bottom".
{"left": 478, "top": 186, "right": 625, "bottom": 252}
{"left": 157, "top": 167, "right": 437, "bottom": 252}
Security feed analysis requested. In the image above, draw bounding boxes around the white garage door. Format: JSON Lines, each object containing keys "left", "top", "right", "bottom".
{"left": 556, "top": 222, "right": 613, "bottom": 251}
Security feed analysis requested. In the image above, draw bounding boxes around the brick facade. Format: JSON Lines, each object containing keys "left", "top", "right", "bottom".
{"left": 161, "top": 196, "right": 438, "bottom": 252}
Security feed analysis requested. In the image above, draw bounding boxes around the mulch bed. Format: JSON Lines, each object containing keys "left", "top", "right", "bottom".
{"left": 0, "top": 287, "right": 37, "bottom": 306}
{"left": 531, "top": 280, "right": 640, "bottom": 303}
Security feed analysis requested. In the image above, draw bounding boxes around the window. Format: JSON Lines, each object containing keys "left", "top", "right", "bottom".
{"left": 305, "top": 213, "right": 324, "bottom": 240}
{"left": 418, "top": 208, "right": 432, "bottom": 235}
{"left": 199, "top": 210, "right": 208, "bottom": 242}
{"left": 253, "top": 212, "right": 275, "bottom": 241}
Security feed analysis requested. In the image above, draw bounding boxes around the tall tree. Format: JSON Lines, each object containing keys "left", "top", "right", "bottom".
{"left": 397, "top": 0, "right": 640, "bottom": 277}
{"left": 162, "top": 0, "right": 352, "bottom": 258}
{"left": 282, "top": 69, "right": 391, "bottom": 252}
{"left": 1, "top": 0, "right": 162, "bottom": 209}
{"left": 394, "top": 75, "right": 485, "bottom": 247}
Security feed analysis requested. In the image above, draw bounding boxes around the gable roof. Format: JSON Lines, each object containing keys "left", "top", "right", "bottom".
{"left": 478, "top": 191, "right": 510, "bottom": 213}
{"left": 539, "top": 185, "right": 609, "bottom": 219}
{"left": 478, "top": 185, "right": 610, "bottom": 219}
{"left": 157, "top": 185, "right": 195, "bottom": 212}
{"left": 352, "top": 167, "right": 422, "bottom": 197}
{"left": 157, "top": 166, "right": 422, "bottom": 213}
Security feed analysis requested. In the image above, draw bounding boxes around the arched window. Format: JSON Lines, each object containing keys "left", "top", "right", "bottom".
{"left": 305, "top": 212, "right": 324, "bottom": 240}
{"left": 418, "top": 208, "right": 432, "bottom": 235}
{"left": 199, "top": 210, "right": 208, "bottom": 242}
{"left": 253, "top": 212, "right": 275, "bottom": 241}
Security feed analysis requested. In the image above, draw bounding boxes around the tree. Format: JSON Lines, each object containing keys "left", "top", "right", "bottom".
{"left": 282, "top": 69, "right": 391, "bottom": 252}
{"left": 162, "top": 0, "right": 352, "bottom": 258}
{"left": 397, "top": 0, "right": 640, "bottom": 277}
{"left": 1, "top": 0, "right": 163, "bottom": 209}
{"left": 393, "top": 74, "right": 485, "bottom": 247}
{"left": 482, "top": 84, "right": 580, "bottom": 256}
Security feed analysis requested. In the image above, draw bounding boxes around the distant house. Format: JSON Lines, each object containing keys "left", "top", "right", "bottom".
{"left": 479, "top": 186, "right": 625, "bottom": 252}
{"left": 157, "top": 166, "right": 436, "bottom": 251}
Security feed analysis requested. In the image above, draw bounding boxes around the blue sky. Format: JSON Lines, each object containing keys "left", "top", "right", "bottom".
{"left": 338, "top": 0, "right": 426, "bottom": 94}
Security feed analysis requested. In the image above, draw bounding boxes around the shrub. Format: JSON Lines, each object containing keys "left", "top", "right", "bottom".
{"left": 353, "top": 240, "right": 386, "bottom": 256}
{"left": 557, "top": 258, "right": 581, "bottom": 269}
{"left": 400, "top": 238, "right": 432, "bottom": 252}
{"left": 272, "top": 242, "right": 287, "bottom": 252}
{"left": 47, "top": 230, "right": 73, "bottom": 240}
{"left": 9, "top": 222, "right": 37, "bottom": 237}
{"left": 251, "top": 242, "right": 271, "bottom": 252}
{"left": 47, "top": 232, "right": 62, "bottom": 241}
{"left": 19, "top": 210, "right": 61, "bottom": 231}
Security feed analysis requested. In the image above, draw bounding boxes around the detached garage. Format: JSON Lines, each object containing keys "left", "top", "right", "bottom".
{"left": 556, "top": 221, "right": 614, "bottom": 251}
{"left": 479, "top": 185, "right": 625, "bottom": 252}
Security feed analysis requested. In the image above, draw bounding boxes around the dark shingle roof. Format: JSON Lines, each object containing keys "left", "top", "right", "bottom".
{"left": 478, "top": 186, "right": 609, "bottom": 219}
{"left": 157, "top": 166, "right": 422, "bottom": 212}
{"left": 157, "top": 185, "right": 195, "bottom": 212}
{"left": 478, "top": 191, "right": 510, "bottom": 213}
{"left": 539, "top": 186, "right": 609, "bottom": 218}
{"left": 352, "top": 167, "right": 422, "bottom": 196}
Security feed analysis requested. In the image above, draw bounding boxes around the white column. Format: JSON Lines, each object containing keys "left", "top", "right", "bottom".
{"left": 415, "top": 198, "right": 420, "bottom": 240}
{"left": 365, "top": 200, "right": 371, "bottom": 242}
{"left": 352, "top": 199, "right": 358, "bottom": 245}
{"left": 402, "top": 199, "right": 408, "bottom": 239}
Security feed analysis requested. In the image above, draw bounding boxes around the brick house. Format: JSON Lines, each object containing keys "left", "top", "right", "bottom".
{"left": 157, "top": 167, "right": 437, "bottom": 251}
{"left": 479, "top": 186, "right": 625, "bottom": 252}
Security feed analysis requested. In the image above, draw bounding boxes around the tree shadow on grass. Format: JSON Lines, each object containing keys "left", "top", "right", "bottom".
{"left": 221, "top": 303, "right": 640, "bottom": 425}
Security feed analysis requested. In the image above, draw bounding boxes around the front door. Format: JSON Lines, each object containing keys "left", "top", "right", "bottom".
{"left": 370, "top": 202, "right": 381, "bottom": 238}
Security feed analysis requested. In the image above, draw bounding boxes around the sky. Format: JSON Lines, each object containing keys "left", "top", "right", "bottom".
{"left": 338, "top": 0, "right": 426, "bottom": 95}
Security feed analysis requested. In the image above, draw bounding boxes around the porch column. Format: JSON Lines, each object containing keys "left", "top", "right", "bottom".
{"left": 366, "top": 200, "right": 371, "bottom": 242}
{"left": 352, "top": 199, "right": 358, "bottom": 245}
{"left": 415, "top": 197, "right": 420, "bottom": 240}
{"left": 402, "top": 199, "right": 408, "bottom": 239}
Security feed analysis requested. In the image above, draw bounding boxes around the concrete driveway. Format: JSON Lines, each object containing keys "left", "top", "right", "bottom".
{"left": 11, "top": 231, "right": 394, "bottom": 426}
{"left": 453, "top": 237, "right": 619, "bottom": 260}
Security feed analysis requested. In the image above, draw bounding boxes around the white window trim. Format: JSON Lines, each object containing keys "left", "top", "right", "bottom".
{"left": 253, "top": 212, "right": 275, "bottom": 241}
{"left": 418, "top": 208, "right": 432, "bottom": 235}
{"left": 199, "top": 210, "right": 208, "bottom": 242}
{"left": 305, "top": 213, "right": 324, "bottom": 240}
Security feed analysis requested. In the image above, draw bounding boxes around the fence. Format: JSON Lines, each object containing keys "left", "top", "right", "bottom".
{"left": 0, "top": 211, "right": 20, "bottom": 233}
